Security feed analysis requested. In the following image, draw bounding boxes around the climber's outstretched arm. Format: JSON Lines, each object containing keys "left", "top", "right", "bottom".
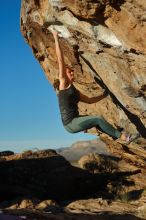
{"left": 79, "top": 91, "right": 107, "bottom": 104}
{"left": 52, "top": 31, "right": 67, "bottom": 87}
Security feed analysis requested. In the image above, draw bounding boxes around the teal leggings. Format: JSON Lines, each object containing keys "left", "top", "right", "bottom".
{"left": 64, "top": 115, "right": 121, "bottom": 139}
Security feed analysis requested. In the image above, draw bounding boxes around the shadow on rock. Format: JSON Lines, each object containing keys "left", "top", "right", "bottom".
{"left": 0, "top": 150, "right": 140, "bottom": 202}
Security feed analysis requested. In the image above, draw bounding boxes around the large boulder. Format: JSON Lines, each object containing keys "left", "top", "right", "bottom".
{"left": 20, "top": 0, "right": 146, "bottom": 193}
{"left": 20, "top": 0, "right": 146, "bottom": 137}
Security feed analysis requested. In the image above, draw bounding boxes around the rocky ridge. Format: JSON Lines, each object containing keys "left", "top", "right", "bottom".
{"left": 57, "top": 139, "right": 108, "bottom": 162}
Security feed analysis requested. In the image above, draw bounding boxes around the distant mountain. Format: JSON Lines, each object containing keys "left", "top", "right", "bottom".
{"left": 57, "top": 139, "right": 109, "bottom": 163}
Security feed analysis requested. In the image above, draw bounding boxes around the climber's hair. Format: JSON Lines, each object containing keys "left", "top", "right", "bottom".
{"left": 65, "top": 64, "right": 74, "bottom": 70}
{"left": 53, "top": 79, "right": 60, "bottom": 91}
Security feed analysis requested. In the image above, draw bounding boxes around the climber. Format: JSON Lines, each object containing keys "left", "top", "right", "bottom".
{"left": 52, "top": 30, "right": 139, "bottom": 144}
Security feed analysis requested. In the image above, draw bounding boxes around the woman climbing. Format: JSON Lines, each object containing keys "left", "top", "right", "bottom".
{"left": 52, "top": 30, "right": 139, "bottom": 144}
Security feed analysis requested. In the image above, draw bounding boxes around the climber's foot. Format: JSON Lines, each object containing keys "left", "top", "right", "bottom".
{"left": 117, "top": 132, "right": 141, "bottom": 145}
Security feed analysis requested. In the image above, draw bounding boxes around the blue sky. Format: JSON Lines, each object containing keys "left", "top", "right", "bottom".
{"left": 0, "top": 1, "right": 95, "bottom": 152}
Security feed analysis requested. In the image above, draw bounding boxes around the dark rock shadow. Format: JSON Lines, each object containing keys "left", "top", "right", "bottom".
{"left": 109, "top": 0, "right": 126, "bottom": 11}
{"left": 0, "top": 155, "right": 140, "bottom": 203}
{"left": 121, "top": 189, "right": 144, "bottom": 201}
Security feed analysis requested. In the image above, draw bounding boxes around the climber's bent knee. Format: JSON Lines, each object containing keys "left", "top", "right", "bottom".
{"left": 64, "top": 124, "right": 79, "bottom": 133}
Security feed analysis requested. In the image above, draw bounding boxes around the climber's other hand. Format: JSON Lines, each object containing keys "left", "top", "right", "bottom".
{"left": 52, "top": 29, "right": 59, "bottom": 37}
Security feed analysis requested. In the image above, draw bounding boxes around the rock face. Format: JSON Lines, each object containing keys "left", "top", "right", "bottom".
{"left": 20, "top": 0, "right": 146, "bottom": 199}
{"left": 20, "top": 0, "right": 146, "bottom": 136}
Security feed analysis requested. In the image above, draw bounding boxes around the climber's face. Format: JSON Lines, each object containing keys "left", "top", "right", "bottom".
{"left": 66, "top": 67, "right": 74, "bottom": 82}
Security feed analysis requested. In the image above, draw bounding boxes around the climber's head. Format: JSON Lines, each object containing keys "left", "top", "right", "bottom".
{"left": 66, "top": 65, "right": 74, "bottom": 82}
{"left": 53, "top": 64, "right": 74, "bottom": 91}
